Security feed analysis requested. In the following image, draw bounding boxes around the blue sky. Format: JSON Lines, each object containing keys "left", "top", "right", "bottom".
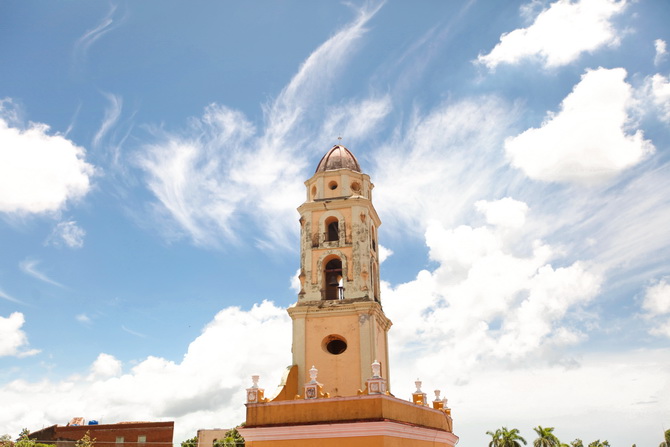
{"left": 1, "top": 0, "right": 669, "bottom": 446}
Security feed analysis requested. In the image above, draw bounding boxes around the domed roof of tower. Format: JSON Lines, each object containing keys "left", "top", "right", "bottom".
{"left": 315, "top": 145, "right": 362, "bottom": 173}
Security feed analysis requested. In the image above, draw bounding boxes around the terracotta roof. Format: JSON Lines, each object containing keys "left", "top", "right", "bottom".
{"left": 315, "top": 145, "right": 361, "bottom": 173}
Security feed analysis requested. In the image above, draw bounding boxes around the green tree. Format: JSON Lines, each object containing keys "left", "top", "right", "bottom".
{"left": 15, "top": 430, "right": 35, "bottom": 447}
{"left": 587, "top": 441, "right": 610, "bottom": 447}
{"left": 213, "top": 427, "right": 244, "bottom": 447}
{"left": 487, "top": 429, "right": 502, "bottom": 447}
{"left": 181, "top": 437, "right": 197, "bottom": 447}
{"left": 1, "top": 434, "right": 13, "bottom": 447}
{"left": 500, "top": 427, "right": 527, "bottom": 447}
{"left": 75, "top": 432, "right": 95, "bottom": 447}
{"left": 660, "top": 429, "right": 670, "bottom": 447}
{"left": 570, "top": 439, "right": 583, "bottom": 447}
{"left": 533, "top": 426, "right": 560, "bottom": 447}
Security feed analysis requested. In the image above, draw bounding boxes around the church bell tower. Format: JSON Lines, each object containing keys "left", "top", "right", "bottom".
{"left": 288, "top": 144, "right": 392, "bottom": 397}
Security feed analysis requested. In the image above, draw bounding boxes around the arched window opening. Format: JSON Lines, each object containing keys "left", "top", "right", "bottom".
{"left": 325, "top": 217, "right": 339, "bottom": 242}
{"left": 371, "top": 226, "right": 377, "bottom": 252}
{"left": 324, "top": 258, "right": 343, "bottom": 300}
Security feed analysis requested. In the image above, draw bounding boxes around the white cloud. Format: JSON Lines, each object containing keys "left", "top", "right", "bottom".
{"left": 138, "top": 3, "right": 383, "bottom": 249}
{"left": 321, "top": 96, "right": 392, "bottom": 143}
{"left": 47, "top": 220, "right": 86, "bottom": 249}
{"left": 654, "top": 39, "right": 668, "bottom": 66}
{"left": 19, "top": 259, "right": 64, "bottom": 288}
{"left": 642, "top": 278, "right": 670, "bottom": 338}
{"left": 0, "top": 288, "right": 24, "bottom": 305}
{"left": 506, "top": 67, "right": 653, "bottom": 184}
{"left": 478, "top": 0, "right": 627, "bottom": 69}
{"left": 0, "top": 100, "right": 95, "bottom": 214}
{"left": 93, "top": 92, "right": 123, "bottom": 150}
{"left": 76, "top": 314, "right": 92, "bottom": 325}
{"left": 0, "top": 301, "right": 291, "bottom": 443}
{"left": 643, "top": 278, "right": 670, "bottom": 316}
{"left": 475, "top": 197, "right": 529, "bottom": 228}
{"left": 72, "top": 4, "right": 121, "bottom": 71}
{"left": 384, "top": 203, "right": 602, "bottom": 376}
{"left": 378, "top": 244, "right": 393, "bottom": 264}
{"left": 0, "top": 313, "right": 40, "bottom": 358}
{"left": 372, "top": 96, "right": 518, "bottom": 236}
{"left": 642, "top": 73, "right": 670, "bottom": 124}
{"left": 89, "top": 353, "right": 123, "bottom": 379}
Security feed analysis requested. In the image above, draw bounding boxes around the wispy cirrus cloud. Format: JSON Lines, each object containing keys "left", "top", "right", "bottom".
{"left": 0, "top": 288, "right": 24, "bottom": 305}
{"left": 19, "top": 259, "right": 64, "bottom": 288}
{"left": 72, "top": 4, "right": 122, "bottom": 73}
{"left": 121, "top": 325, "right": 147, "bottom": 338}
{"left": 478, "top": 0, "right": 628, "bottom": 69}
{"left": 137, "top": 2, "right": 384, "bottom": 249}
{"left": 46, "top": 220, "right": 86, "bottom": 249}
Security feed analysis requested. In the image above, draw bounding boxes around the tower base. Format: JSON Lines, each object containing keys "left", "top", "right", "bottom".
{"left": 239, "top": 394, "right": 458, "bottom": 447}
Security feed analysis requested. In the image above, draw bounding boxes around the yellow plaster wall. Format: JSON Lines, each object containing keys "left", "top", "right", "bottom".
{"left": 304, "top": 312, "right": 362, "bottom": 396}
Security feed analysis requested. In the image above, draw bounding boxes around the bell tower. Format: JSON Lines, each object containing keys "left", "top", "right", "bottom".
{"left": 288, "top": 145, "right": 392, "bottom": 397}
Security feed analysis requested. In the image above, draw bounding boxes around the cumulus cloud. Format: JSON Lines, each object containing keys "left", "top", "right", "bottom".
{"left": 0, "top": 301, "right": 290, "bottom": 442}
{"left": 475, "top": 197, "right": 529, "bottom": 228}
{"left": 137, "top": 3, "right": 383, "bottom": 249}
{"left": 384, "top": 201, "right": 602, "bottom": 378}
{"left": 478, "top": 0, "right": 627, "bottom": 69}
{"left": 642, "top": 278, "right": 670, "bottom": 338}
{"left": 0, "top": 313, "right": 40, "bottom": 357}
{"left": 89, "top": 353, "right": 123, "bottom": 379}
{"left": 46, "top": 220, "right": 86, "bottom": 249}
{"left": 0, "top": 100, "right": 95, "bottom": 214}
{"left": 505, "top": 67, "right": 653, "bottom": 184}
{"left": 641, "top": 73, "right": 670, "bottom": 124}
{"left": 654, "top": 39, "right": 668, "bottom": 66}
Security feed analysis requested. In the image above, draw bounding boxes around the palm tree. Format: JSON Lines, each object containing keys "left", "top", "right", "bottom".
{"left": 487, "top": 429, "right": 502, "bottom": 447}
{"left": 500, "top": 427, "right": 527, "bottom": 447}
{"left": 533, "top": 426, "right": 560, "bottom": 447}
{"left": 570, "top": 440, "right": 583, "bottom": 447}
{"left": 587, "top": 440, "right": 610, "bottom": 447}
{"left": 660, "top": 429, "right": 670, "bottom": 447}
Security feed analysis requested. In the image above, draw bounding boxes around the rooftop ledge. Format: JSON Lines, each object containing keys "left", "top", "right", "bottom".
{"left": 245, "top": 393, "right": 453, "bottom": 433}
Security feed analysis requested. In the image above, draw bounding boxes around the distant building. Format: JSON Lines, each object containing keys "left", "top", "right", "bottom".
{"left": 28, "top": 420, "right": 174, "bottom": 447}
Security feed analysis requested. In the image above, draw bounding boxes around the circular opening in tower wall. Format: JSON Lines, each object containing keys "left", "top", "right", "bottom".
{"left": 328, "top": 181, "right": 338, "bottom": 190}
{"left": 323, "top": 335, "right": 347, "bottom": 355}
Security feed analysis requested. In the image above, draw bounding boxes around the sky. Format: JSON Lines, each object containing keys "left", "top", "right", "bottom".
{"left": 0, "top": 0, "right": 669, "bottom": 446}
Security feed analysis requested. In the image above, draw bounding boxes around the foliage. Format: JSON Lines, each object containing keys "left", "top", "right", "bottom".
{"left": 533, "top": 426, "right": 561, "bottom": 447}
{"left": 587, "top": 441, "right": 610, "bottom": 447}
{"left": 181, "top": 437, "right": 197, "bottom": 447}
{"left": 75, "top": 432, "right": 95, "bottom": 447}
{"left": 15, "top": 430, "right": 34, "bottom": 447}
{"left": 660, "top": 429, "right": 670, "bottom": 447}
{"left": 571, "top": 439, "right": 584, "bottom": 447}
{"left": 1, "top": 434, "right": 13, "bottom": 447}
{"left": 487, "top": 427, "right": 527, "bottom": 447}
{"left": 487, "top": 429, "right": 502, "bottom": 447}
{"left": 213, "top": 426, "right": 245, "bottom": 447}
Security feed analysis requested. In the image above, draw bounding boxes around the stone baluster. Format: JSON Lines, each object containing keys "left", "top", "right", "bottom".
{"left": 246, "top": 374, "right": 265, "bottom": 404}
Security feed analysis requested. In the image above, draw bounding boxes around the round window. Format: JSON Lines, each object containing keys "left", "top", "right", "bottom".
{"left": 328, "top": 181, "right": 338, "bottom": 190}
{"left": 351, "top": 182, "right": 361, "bottom": 193}
{"left": 322, "top": 335, "right": 347, "bottom": 355}
{"left": 311, "top": 186, "right": 317, "bottom": 198}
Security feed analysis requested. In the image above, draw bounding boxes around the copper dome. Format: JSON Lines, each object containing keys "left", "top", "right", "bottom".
{"left": 315, "top": 145, "right": 362, "bottom": 173}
